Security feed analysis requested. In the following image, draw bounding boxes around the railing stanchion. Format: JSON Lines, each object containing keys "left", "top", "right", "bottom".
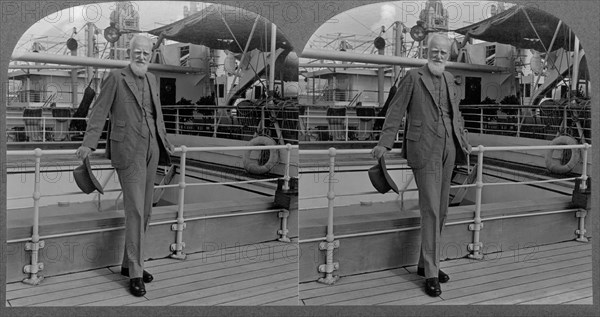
{"left": 175, "top": 108, "right": 180, "bottom": 135}
{"left": 42, "top": 117, "right": 46, "bottom": 143}
{"left": 480, "top": 108, "right": 484, "bottom": 135}
{"left": 213, "top": 110, "right": 218, "bottom": 137}
{"left": 575, "top": 143, "right": 590, "bottom": 242}
{"left": 170, "top": 146, "right": 187, "bottom": 260}
{"left": 23, "top": 148, "right": 45, "bottom": 285}
{"left": 318, "top": 147, "right": 340, "bottom": 284}
{"left": 468, "top": 146, "right": 485, "bottom": 260}
{"left": 345, "top": 116, "right": 349, "bottom": 141}
{"left": 516, "top": 108, "right": 521, "bottom": 137}
{"left": 283, "top": 143, "right": 292, "bottom": 190}
{"left": 580, "top": 143, "right": 589, "bottom": 191}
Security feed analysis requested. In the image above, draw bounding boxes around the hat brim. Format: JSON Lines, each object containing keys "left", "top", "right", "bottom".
{"left": 368, "top": 156, "right": 399, "bottom": 194}
{"left": 378, "top": 156, "right": 399, "bottom": 194}
{"left": 74, "top": 156, "right": 104, "bottom": 194}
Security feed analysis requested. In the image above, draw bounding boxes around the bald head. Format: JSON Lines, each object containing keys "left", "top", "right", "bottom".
{"left": 427, "top": 33, "right": 451, "bottom": 51}
{"left": 130, "top": 35, "right": 152, "bottom": 52}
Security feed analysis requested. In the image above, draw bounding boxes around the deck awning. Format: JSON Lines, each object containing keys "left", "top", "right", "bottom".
{"left": 148, "top": 4, "right": 293, "bottom": 53}
{"left": 454, "top": 6, "right": 576, "bottom": 52}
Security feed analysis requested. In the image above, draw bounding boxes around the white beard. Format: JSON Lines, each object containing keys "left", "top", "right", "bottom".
{"left": 130, "top": 62, "right": 148, "bottom": 77}
{"left": 427, "top": 61, "right": 445, "bottom": 77}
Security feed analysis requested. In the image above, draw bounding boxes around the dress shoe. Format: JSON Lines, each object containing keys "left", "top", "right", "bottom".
{"left": 425, "top": 277, "right": 442, "bottom": 297}
{"left": 417, "top": 267, "right": 450, "bottom": 283}
{"left": 129, "top": 278, "right": 146, "bottom": 297}
{"left": 121, "top": 267, "right": 154, "bottom": 283}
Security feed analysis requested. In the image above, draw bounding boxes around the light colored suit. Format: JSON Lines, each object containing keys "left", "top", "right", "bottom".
{"left": 378, "top": 65, "right": 469, "bottom": 278}
{"left": 82, "top": 66, "right": 172, "bottom": 278}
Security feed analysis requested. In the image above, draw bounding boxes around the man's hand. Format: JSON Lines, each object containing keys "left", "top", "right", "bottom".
{"left": 76, "top": 146, "right": 92, "bottom": 160}
{"left": 371, "top": 145, "right": 389, "bottom": 159}
{"left": 464, "top": 143, "right": 472, "bottom": 154}
{"left": 166, "top": 144, "right": 175, "bottom": 155}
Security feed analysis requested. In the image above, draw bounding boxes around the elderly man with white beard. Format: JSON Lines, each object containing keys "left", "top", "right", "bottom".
{"left": 76, "top": 35, "right": 174, "bottom": 297}
{"left": 372, "top": 33, "right": 471, "bottom": 297}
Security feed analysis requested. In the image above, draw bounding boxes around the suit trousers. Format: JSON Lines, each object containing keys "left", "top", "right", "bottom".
{"left": 413, "top": 127, "right": 457, "bottom": 279}
{"left": 117, "top": 120, "right": 159, "bottom": 278}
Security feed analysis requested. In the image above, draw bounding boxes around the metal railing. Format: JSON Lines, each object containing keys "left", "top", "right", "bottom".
{"left": 302, "top": 89, "right": 385, "bottom": 104}
{"left": 460, "top": 104, "right": 592, "bottom": 143}
{"left": 162, "top": 104, "right": 299, "bottom": 145}
{"left": 7, "top": 143, "right": 298, "bottom": 285}
{"left": 299, "top": 114, "right": 396, "bottom": 142}
{"left": 298, "top": 143, "right": 591, "bottom": 284}
{"left": 298, "top": 103, "right": 592, "bottom": 143}
{"left": 6, "top": 116, "right": 98, "bottom": 142}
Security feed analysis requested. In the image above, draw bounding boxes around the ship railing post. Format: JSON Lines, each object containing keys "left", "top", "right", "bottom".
{"left": 276, "top": 144, "right": 294, "bottom": 242}
{"left": 580, "top": 143, "right": 589, "bottom": 191}
{"left": 345, "top": 116, "right": 349, "bottom": 141}
{"left": 515, "top": 108, "right": 521, "bottom": 137}
{"left": 42, "top": 117, "right": 46, "bottom": 143}
{"left": 175, "top": 108, "right": 180, "bottom": 135}
{"left": 479, "top": 108, "right": 484, "bottom": 135}
{"left": 283, "top": 143, "right": 292, "bottom": 191}
{"left": 170, "top": 146, "right": 187, "bottom": 260}
{"left": 305, "top": 107, "right": 310, "bottom": 134}
{"left": 575, "top": 143, "right": 590, "bottom": 242}
{"left": 23, "top": 148, "right": 45, "bottom": 285}
{"left": 468, "top": 145, "right": 485, "bottom": 260}
{"left": 213, "top": 109, "right": 218, "bottom": 137}
{"left": 318, "top": 147, "right": 340, "bottom": 284}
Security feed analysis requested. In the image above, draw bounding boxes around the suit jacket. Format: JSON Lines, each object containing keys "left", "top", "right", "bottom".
{"left": 378, "top": 65, "right": 470, "bottom": 169}
{"left": 82, "top": 66, "right": 172, "bottom": 169}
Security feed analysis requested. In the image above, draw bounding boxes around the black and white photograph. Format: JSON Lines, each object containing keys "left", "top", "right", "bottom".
{"left": 297, "top": 0, "right": 594, "bottom": 306}
{"left": 0, "top": 0, "right": 598, "bottom": 316}
{"left": 4, "top": 1, "right": 299, "bottom": 307}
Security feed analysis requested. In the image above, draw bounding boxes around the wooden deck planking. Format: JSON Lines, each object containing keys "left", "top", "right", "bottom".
{"left": 223, "top": 285, "right": 298, "bottom": 306}
{"left": 563, "top": 297, "right": 594, "bottom": 305}
{"left": 517, "top": 286, "right": 594, "bottom": 305}
{"left": 472, "top": 278, "right": 593, "bottom": 305}
{"left": 6, "top": 241, "right": 299, "bottom": 306}
{"left": 299, "top": 241, "right": 591, "bottom": 305}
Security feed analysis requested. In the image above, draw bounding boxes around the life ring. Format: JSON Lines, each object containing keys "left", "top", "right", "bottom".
{"left": 545, "top": 136, "right": 580, "bottom": 174}
{"left": 243, "top": 136, "right": 279, "bottom": 174}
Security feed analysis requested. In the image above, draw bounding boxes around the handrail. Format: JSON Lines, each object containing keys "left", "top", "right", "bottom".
{"left": 8, "top": 143, "right": 298, "bottom": 285}
{"left": 298, "top": 143, "right": 591, "bottom": 283}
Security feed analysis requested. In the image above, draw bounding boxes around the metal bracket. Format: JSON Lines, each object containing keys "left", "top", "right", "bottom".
{"left": 25, "top": 240, "right": 45, "bottom": 251}
{"left": 467, "top": 242, "right": 483, "bottom": 252}
{"left": 22, "top": 274, "right": 44, "bottom": 285}
{"left": 575, "top": 209, "right": 589, "bottom": 242}
{"left": 171, "top": 223, "right": 186, "bottom": 231}
{"left": 170, "top": 241, "right": 186, "bottom": 252}
{"left": 319, "top": 240, "right": 340, "bottom": 251}
{"left": 318, "top": 262, "right": 340, "bottom": 274}
{"left": 23, "top": 262, "right": 44, "bottom": 274}
{"left": 468, "top": 223, "right": 484, "bottom": 231}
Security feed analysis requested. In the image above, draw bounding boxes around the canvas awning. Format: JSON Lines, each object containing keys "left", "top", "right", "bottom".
{"left": 148, "top": 4, "right": 293, "bottom": 53}
{"left": 454, "top": 5, "right": 576, "bottom": 52}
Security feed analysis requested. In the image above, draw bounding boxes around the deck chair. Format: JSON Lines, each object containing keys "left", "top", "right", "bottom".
{"left": 23, "top": 108, "right": 43, "bottom": 142}
{"left": 326, "top": 107, "right": 347, "bottom": 141}
{"left": 356, "top": 107, "right": 376, "bottom": 141}
{"left": 51, "top": 108, "right": 72, "bottom": 141}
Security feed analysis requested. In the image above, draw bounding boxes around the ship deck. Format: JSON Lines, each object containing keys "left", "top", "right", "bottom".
{"left": 299, "top": 240, "right": 592, "bottom": 305}
{"left": 6, "top": 240, "right": 299, "bottom": 306}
